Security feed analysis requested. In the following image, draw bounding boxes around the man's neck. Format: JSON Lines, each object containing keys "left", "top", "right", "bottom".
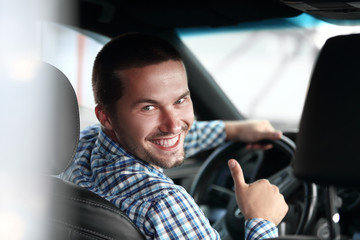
{"left": 101, "top": 126, "right": 118, "bottom": 143}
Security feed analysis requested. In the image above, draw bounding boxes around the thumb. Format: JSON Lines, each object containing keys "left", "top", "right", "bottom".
{"left": 264, "top": 130, "right": 282, "bottom": 140}
{"left": 228, "top": 159, "right": 247, "bottom": 187}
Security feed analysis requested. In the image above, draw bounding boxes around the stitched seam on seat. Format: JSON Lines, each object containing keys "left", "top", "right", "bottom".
{"left": 61, "top": 195, "right": 143, "bottom": 233}
{"left": 57, "top": 224, "right": 105, "bottom": 240}
{"left": 54, "top": 219, "right": 115, "bottom": 240}
{"left": 73, "top": 230, "right": 104, "bottom": 240}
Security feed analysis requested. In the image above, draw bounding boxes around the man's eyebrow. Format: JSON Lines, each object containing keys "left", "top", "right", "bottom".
{"left": 133, "top": 90, "right": 190, "bottom": 106}
{"left": 133, "top": 98, "right": 158, "bottom": 105}
{"left": 177, "top": 90, "right": 191, "bottom": 100}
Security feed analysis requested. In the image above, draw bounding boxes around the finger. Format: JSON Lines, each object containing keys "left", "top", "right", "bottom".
{"left": 246, "top": 143, "right": 273, "bottom": 150}
{"left": 268, "top": 130, "right": 282, "bottom": 140}
{"left": 272, "top": 184, "right": 280, "bottom": 193}
{"left": 257, "top": 130, "right": 282, "bottom": 141}
{"left": 228, "top": 159, "right": 247, "bottom": 187}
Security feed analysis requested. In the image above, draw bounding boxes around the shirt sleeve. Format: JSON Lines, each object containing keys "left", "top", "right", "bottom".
{"left": 245, "top": 218, "right": 278, "bottom": 240}
{"left": 184, "top": 120, "right": 226, "bottom": 158}
{"left": 143, "top": 188, "right": 220, "bottom": 239}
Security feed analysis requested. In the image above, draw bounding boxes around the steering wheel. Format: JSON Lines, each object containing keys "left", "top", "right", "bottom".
{"left": 189, "top": 136, "right": 317, "bottom": 239}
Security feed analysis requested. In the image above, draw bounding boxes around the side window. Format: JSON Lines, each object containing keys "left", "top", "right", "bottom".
{"left": 40, "top": 22, "right": 108, "bottom": 129}
{"left": 178, "top": 14, "right": 360, "bottom": 131}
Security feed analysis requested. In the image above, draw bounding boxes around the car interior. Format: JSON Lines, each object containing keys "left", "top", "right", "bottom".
{"left": 3, "top": 1, "right": 360, "bottom": 240}
{"left": 42, "top": 32, "right": 360, "bottom": 240}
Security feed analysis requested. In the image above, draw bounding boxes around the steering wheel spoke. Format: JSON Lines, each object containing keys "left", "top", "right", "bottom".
{"left": 209, "top": 184, "right": 235, "bottom": 200}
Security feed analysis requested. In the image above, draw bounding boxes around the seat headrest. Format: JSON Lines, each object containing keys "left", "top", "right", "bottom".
{"left": 34, "top": 62, "right": 80, "bottom": 175}
{"left": 293, "top": 34, "right": 360, "bottom": 187}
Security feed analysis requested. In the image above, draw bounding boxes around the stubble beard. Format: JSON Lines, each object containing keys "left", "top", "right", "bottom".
{"left": 127, "top": 125, "right": 189, "bottom": 169}
{"left": 143, "top": 147, "right": 185, "bottom": 169}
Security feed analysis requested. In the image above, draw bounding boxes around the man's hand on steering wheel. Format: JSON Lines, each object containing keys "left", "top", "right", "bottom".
{"left": 224, "top": 120, "right": 283, "bottom": 150}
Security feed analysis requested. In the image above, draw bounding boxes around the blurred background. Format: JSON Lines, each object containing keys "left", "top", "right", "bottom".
{"left": 1, "top": 1, "right": 360, "bottom": 239}
{"left": 0, "top": 1, "right": 74, "bottom": 239}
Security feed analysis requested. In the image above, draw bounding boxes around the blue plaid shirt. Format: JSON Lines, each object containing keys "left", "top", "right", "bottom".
{"left": 61, "top": 120, "right": 278, "bottom": 239}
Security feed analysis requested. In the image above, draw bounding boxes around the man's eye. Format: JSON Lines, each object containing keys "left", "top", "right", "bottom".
{"left": 176, "top": 98, "right": 185, "bottom": 104}
{"left": 143, "top": 105, "right": 155, "bottom": 111}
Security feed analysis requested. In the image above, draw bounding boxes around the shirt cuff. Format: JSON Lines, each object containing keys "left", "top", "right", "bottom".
{"left": 244, "top": 218, "right": 278, "bottom": 240}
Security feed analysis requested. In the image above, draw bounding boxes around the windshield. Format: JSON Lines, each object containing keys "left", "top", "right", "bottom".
{"left": 39, "top": 14, "right": 360, "bottom": 131}
{"left": 178, "top": 13, "right": 360, "bottom": 131}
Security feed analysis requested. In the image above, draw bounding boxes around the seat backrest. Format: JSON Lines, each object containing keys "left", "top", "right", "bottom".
{"left": 39, "top": 62, "right": 145, "bottom": 239}
{"left": 49, "top": 178, "right": 145, "bottom": 240}
{"left": 293, "top": 33, "right": 360, "bottom": 187}
{"left": 37, "top": 62, "right": 80, "bottom": 176}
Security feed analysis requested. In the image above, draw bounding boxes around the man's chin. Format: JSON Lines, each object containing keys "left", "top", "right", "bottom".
{"left": 143, "top": 151, "right": 185, "bottom": 169}
{"left": 162, "top": 158, "right": 184, "bottom": 169}
{"left": 149, "top": 156, "right": 184, "bottom": 169}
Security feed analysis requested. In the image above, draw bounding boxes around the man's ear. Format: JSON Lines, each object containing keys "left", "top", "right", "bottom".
{"left": 95, "top": 105, "right": 114, "bottom": 131}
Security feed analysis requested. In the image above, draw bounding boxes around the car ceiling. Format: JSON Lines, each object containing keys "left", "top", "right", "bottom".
{"left": 48, "top": 0, "right": 360, "bottom": 38}
{"left": 54, "top": 0, "right": 300, "bottom": 38}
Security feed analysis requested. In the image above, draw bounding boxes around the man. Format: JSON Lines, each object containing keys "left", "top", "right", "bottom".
{"left": 62, "top": 32, "right": 288, "bottom": 239}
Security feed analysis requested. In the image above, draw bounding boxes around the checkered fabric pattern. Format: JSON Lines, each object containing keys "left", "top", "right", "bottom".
{"left": 245, "top": 218, "right": 278, "bottom": 240}
{"left": 61, "top": 120, "right": 278, "bottom": 239}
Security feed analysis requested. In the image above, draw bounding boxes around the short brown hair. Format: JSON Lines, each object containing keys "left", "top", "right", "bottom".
{"left": 92, "top": 32, "right": 183, "bottom": 110}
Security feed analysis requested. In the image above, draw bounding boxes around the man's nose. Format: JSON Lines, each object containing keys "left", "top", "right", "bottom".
{"left": 159, "top": 109, "right": 181, "bottom": 133}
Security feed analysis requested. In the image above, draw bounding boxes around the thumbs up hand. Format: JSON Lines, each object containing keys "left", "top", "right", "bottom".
{"left": 228, "top": 159, "right": 288, "bottom": 226}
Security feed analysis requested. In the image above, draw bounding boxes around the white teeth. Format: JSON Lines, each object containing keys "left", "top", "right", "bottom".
{"left": 152, "top": 135, "right": 179, "bottom": 147}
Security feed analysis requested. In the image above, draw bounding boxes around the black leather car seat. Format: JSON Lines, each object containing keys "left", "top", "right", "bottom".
{"left": 38, "top": 62, "right": 145, "bottom": 240}
{"left": 292, "top": 33, "right": 360, "bottom": 240}
{"left": 268, "top": 33, "right": 360, "bottom": 240}
{"left": 294, "top": 33, "right": 360, "bottom": 187}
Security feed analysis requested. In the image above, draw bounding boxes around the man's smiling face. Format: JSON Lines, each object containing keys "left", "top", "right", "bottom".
{"left": 103, "top": 60, "right": 194, "bottom": 169}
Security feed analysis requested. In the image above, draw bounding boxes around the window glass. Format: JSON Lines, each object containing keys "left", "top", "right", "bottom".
{"left": 178, "top": 14, "right": 360, "bottom": 131}
{"left": 40, "top": 22, "right": 108, "bottom": 129}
